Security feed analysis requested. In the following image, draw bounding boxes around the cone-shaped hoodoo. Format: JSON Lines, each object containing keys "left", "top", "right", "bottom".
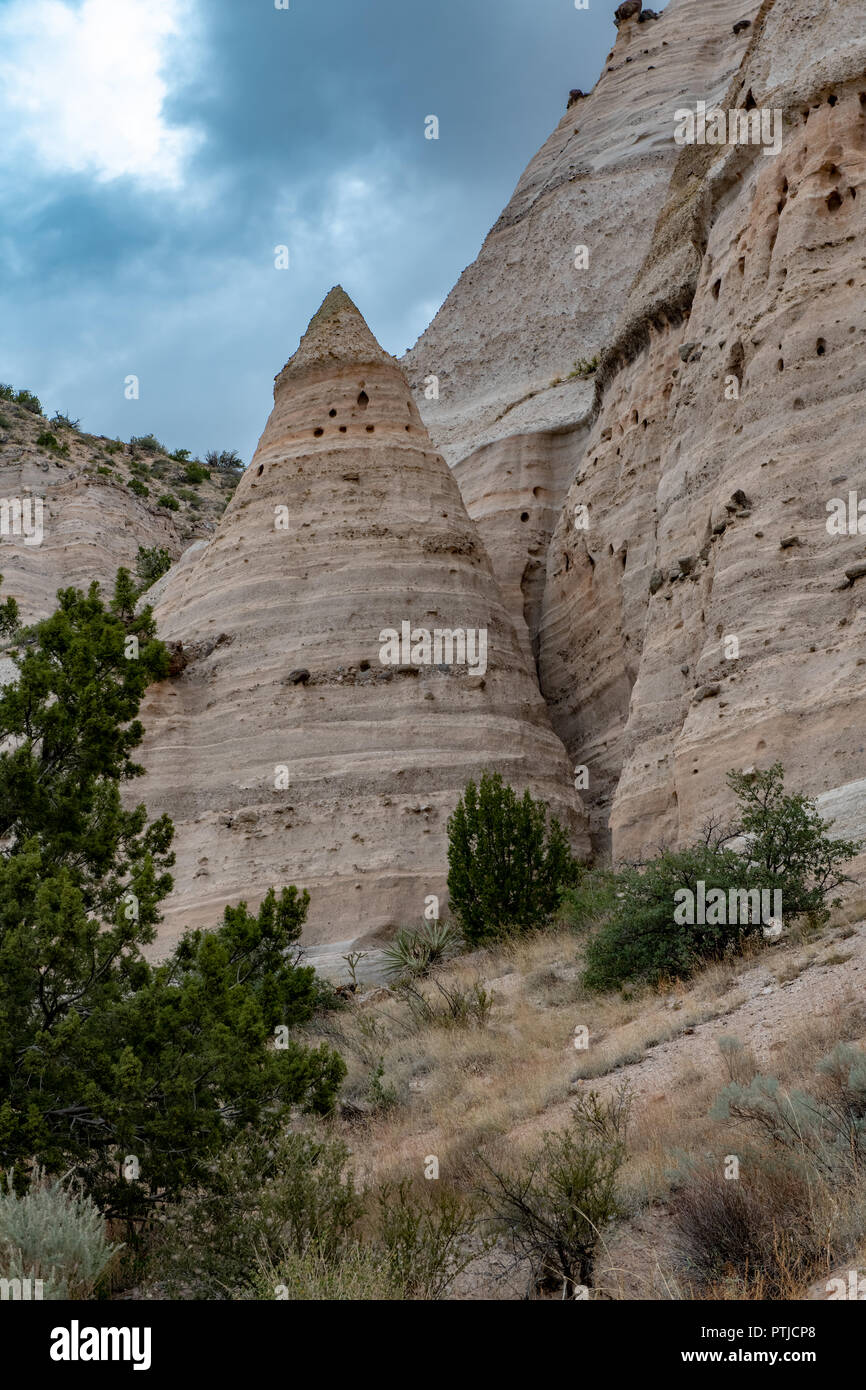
{"left": 136, "top": 289, "right": 589, "bottom": 955}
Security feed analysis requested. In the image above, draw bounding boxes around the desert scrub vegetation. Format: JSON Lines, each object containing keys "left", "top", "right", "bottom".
{"left": 0, "top": 383, "right": 42, "bottom": 414}
{"left": 447, "top": 771, "right": 580, "bottom": 944}
{"left": 205, "top": 448, "right": 244, "bottom": 472}
{"left": 129, "top": 433, "right": 166, "bottom": 455}
{"left": 152, "top": 1130, "right": 480, "bottom": 1301}
{"left": 661, "top": 1035, "right": 866, "bottom": 1298}
{"left": 382, "top": 920, "right": 462, "bottom": 980}
{"left": 479, "top": 1085, "right": 631, "bottom": 1296}
{"left": 572, "top": 765, "right": 860, "bottom": 991}
{"left": 36, "top": 429, "right": 69, "bottom": 456}
{"left": 0, "top": 1171, "right": 122, "bottom": 1299}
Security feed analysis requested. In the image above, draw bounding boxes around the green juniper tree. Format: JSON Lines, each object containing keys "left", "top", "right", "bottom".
{"left": 0, "top": 574, "right": 343, "bottom": 1218}
{"left": 447, "top": 771, "right": 579, "bottom": 943}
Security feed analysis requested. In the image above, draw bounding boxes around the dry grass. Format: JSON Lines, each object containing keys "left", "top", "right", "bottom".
{"left": 303, "top": 919, "right": 866, "bottom": 1298}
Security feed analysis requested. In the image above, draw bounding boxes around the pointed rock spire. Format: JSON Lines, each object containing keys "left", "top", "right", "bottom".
{"left": 278, "top": 285, "right": 396, "bottom": 385}
{"left": 135, "top": 291, "right": 589, "bottom": 953}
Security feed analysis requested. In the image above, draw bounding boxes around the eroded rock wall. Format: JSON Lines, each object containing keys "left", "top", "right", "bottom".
{"left": 405, "top": 0, "right": 760, "bottom": 668}
{"left": 539, "top": 0, "right": 866, "bottom": 858}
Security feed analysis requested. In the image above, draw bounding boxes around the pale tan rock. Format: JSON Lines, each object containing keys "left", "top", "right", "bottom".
{"left": 0, "top": 408, "right": 227, "bottom": 623}
{"left": 136, "top": 288, "right": 589, "bottom": 952}
{"left": 406, "top": 0, "right": 760, "bottom": 661}
{"left": 538, "top": 0, "right": 866, "bottom": 859}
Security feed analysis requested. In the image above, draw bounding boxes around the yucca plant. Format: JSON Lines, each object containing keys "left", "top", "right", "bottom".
{"left": 382, "top": 921, "right": 462, "bottom": 980}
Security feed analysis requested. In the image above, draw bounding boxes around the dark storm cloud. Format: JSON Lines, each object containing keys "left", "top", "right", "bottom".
{"left": 0, "top": 0, "right": 655, "bottom": 461}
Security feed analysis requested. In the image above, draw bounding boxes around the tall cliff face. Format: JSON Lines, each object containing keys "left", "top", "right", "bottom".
{"left": 538, "top": 0, "right": 866, "bottom": 858}
{"left": 136, "top": 289, "right": 589, "bottom": 952}
{"left": 405, "top": 0, "right": 761, "bottom": 666}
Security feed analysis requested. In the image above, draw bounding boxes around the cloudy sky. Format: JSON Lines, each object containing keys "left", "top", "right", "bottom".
{"left": 0, "top": 0, "right": 648, "bottom": 462}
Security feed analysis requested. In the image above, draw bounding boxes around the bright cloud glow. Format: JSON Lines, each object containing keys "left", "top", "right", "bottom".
{"left": 0, "top": 0, "right": 202, "bottom": 188}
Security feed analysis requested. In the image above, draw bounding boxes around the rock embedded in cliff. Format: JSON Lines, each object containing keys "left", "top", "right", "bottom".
{"left": 614, "top": 0, "right": 642, "bottom": 26}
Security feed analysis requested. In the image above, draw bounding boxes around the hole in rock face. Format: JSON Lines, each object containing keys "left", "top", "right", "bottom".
{"left": 366, "top": 425, "right": 375, "bottom": 433}
{"left": 817, "top": 338, "right": 827, "bottom": 356}
{"left": 826, "top": 189, "right": 843, "bottom": 212}
{"left": 313, "top": 428, "right": 324, "bottom": 437}
{"left": 828, "top": 94, "right": 838, "bottom": 107}
{"left": 339, "top": 425, "right": 347, "bottom": 433}
{"left": 357, "top": 391, "right": 369, "bottom": 408}
{"left": 744, "top": 89, "right": 757, "bottom": 111}
{"left": 738, "top": 256, "right": 746, "bottom": 275}
{"left": 711, "top": 278, "right": 721, "bottom": 299}
{"left": 257, "top": 464, "right": 264, "bottom": 476}
{"left": 405, "top": 424, "right": 411, "bottom": 431}
{"left": 329, "top": 409, "right": 337, "bottom": 417}
{"left": 778, "top": 359, "right": 784, "bottom": 372}
{"left": 860, "top": 93, "right": 866, "bottom": 107}
{"left": 520, "top": 511, "right": 529, "bottom": 522}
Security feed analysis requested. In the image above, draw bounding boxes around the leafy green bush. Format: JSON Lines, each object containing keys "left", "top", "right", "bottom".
{"left": 14, "top": 388, "right": 42, "bottom": 415}
{"left": 382, "top": 920, "right": 462, "bottom": 979}
{"left": 127, "top": 477, "right": 149, "bottom": 497}
{"left": 582, "top": 843, "right": 753, "bottom": 991}
{"left": 129, "top": 433, "right": 165, "bottom": 454}
{"left": 104, "top": 440, "right": 124, "bottom": 455}
{"left": 50, "top": 411, "right": 79, "bottom": 430}
{"left": 183, "top": 462, "right": 210, "bottom": 484}
{"left": 135, "top": 545, "right": 172, "bottom": 591}
{"left": 581, "top": 765, "right": 861, "bottom": 991}
{"left": 727, "top": 764, "right": 860, "bottom": 924}
{"left": 479, "top": 1086, "right": 630, "bottom": 1295}
{"left": 170, "top": 448, "right": 191, "bottom": 462}
{"left": 0, "top": 384, "right": 13, "bottom": 401}
{"left": 560, "top": 866, "right": 620, "bottom": 933}
{"left": 157, "top": 493, "right": 179, "bottom": 511}
{"left": 447, "top": 772, "right": 579, "bottom": 943}
{"left": 0, "top": 413, "right": 11, "bottom": 431}
{"left": 36, "top": 429, "right": 67, "bottom": 454}
{"left": 0, "top": 1170, "right": 122, "bottom": 1299}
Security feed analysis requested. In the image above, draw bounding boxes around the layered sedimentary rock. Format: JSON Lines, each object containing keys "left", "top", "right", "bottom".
{"left": 405, "top": 0, "right": 760, "bottom": 661}
{"left": 0, "top": 410, "right": 225, "bottom": 623}
{"left": 137, "top": 288, "right": 588, "bottom": 951}
{"left": 538, "top": 0, "right": 866, "bottom": 858}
